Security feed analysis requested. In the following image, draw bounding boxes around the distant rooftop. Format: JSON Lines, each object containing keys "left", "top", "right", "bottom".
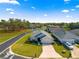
{"left": 49, "top": 28, "right": 66, "bottom": 39}
{"left": 70, "top": 29, "right": 79, "bottom": 36}
{"left": 49, "top": 28, "right": 79, "bottom": 43}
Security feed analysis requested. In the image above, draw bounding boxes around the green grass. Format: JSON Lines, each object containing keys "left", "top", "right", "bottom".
{"left": 0, "top": 32, "right": 22, "bottom": 44}
{"left": 53, "top": 42, "right": 71, "bottom": 58}
{"left": 0, "top": 30, "right": 31, "bottom": 44}
{"left": 11, "top": 33, "right": 42, "bottom": 58}
{"left": 76, "top": 44, "right": 79, "bottom": 48}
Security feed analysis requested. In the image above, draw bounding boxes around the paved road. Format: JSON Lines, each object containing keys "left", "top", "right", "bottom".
{"left": 12, "top": 55, "right": 26, "bottom": 59}
{"left": 0, "top": 32, "right": 27, "bottom": 53}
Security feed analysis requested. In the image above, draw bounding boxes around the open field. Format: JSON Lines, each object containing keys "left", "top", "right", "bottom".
{"left": 11, "top": 33, "right": 42, "bottom": 58}
{"left": 0, "top": 30, "right": 31, "bottom": 44}
{"left": 53, "top": 42, "right": 71, "bottom": 58}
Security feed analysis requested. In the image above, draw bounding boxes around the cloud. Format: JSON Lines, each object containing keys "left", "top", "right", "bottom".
{"left": 71, "top": 9, "right": 75, "bottom": 11}
{"left": 62, "top": 10, "right": 69, "bottom": 13}
{"left": 66, "top": 15, "right": 71, "bottom": 18}
{"left": 64, "top": 0, "right": 70, "bottom": 2}
{"left": 6, "top": 8, "right": 14, "bottom": 11}
{"left": 76, "top": 5, "right": 79, "bottom": 8}
{"left": 31, "top": 6, "right": 36, "bottom": 10}
{"left": 10, "top": 11, "right": 15, "bottom": 14}
{"left": 0, "top": 0, "right": 20, "bottom": 5}
{"left": 66, "top": 15, "right": 70, "bottom": 18}
{"left": 6, "top": 8, "right": 15, "bottom": 14}
{"left": 44, "top": 14, "right": 48, "bottom": 17}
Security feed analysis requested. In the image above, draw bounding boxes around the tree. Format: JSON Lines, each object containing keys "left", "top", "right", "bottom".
{"left": 0, "top": 18, "right": 31, "bottom": 32}
{"left": 0, "top": 19, "right": 8, "bottom": 31}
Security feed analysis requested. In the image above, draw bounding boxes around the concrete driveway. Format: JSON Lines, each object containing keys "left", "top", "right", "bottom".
{"left": 39, "top": 44, "right": 62, "bottom": 58}
{"left": 71, "top": 46, "right": 79, "bottom": 58}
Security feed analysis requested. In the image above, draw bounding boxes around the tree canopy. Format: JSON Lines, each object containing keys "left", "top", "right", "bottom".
{"left": 0, "top": 18, "right": 30, "bottom": 31}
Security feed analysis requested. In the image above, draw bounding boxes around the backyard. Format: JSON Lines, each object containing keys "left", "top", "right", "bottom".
{"left": 11, "top": 33, "right": 42, "bottom": 58}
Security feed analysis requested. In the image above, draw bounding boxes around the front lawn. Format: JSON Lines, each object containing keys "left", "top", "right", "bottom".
{"left": 53, "top": 41, "right": 71, "bottom": 58}
{"left": 11, "top": 33, "right": 42, "bottom": 58}
{"left": 76, "top": 44, "right": 79, "bottom": 48}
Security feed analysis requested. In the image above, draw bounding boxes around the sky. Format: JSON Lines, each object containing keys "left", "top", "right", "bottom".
{"left": 0, "top": 0, "right": 79, "bottom": 23}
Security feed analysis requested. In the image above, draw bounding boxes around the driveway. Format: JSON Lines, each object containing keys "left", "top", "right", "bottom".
{"left": 39, "top": 44, "right": 62, "bottom": 58}
{"left": 71, "top": 46, "right": 79, "bottom": 58}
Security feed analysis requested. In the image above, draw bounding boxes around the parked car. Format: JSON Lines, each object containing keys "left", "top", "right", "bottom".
{"left": 64, "top": 42, "right": 73, "bottom": 50}
{"left": 75, "top": 39, "right": 79, "bottom": 44}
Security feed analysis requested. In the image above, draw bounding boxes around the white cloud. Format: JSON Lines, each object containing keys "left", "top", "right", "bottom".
{"left": 0, "top": 0, "right": 20, "bottom": 5}
{"left": 71, "top": 9, "right": 75, "bottom": 11}
{"left": 44, "top": 14, "right": 48, "bottom": 17}
{"left": 66, "top": 15, "right": 70, "bottom": 18}
{"left": 6, "top": 8, "right": 15, "bottom": 14}
{"left": 10, "top": 11, "right": 14, "bottom": 14}
{"left": 64, "top": 0, "right": 70, "bottom": 2}
{"left": 6, "top": 8, "right": 14, "bottom": 11}
{"left": 31, "top": 6, "right": 36, "bottom": 10}
{"left": 62, "top": 10, "right": 69, "bottom": 13}
{"left": 76, "top": 5, "right": 79, "bottom": 8}
{"left": 66, "top": 15, "right": 73, "bottom": 18}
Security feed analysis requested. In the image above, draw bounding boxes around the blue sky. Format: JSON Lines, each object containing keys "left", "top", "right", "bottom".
{"left": 0, "top": 0, "right": 79, "bottom": 23}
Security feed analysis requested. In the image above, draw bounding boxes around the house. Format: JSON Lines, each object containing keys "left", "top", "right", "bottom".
{"left": 70, "top": 29, "right": 79, "bottom": 36}
{"left": 48, "top": 28, "right": 79, "bottom": 49}
{"left": 29, "top": 30, "right": 54, "bottom": 44}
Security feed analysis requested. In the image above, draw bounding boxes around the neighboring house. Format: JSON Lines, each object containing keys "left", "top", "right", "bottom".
{"left": 48, "top": 28, "right": 79, "bottom": 49}
{"left": 60, "top": 32, "right": 79, "bottom": 44}
{"left": 29, "top": 30, "right": 54, "bottom": 44}
{"left": 70, "top": 29, "right": 79, "bottom": 36}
